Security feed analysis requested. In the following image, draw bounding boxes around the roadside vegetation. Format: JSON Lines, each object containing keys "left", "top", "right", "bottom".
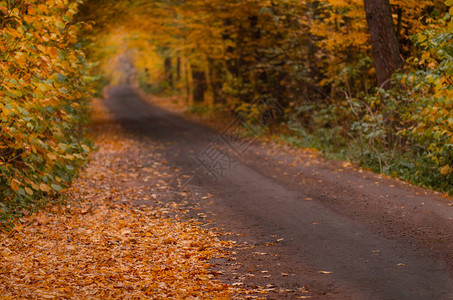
{"left": 0, "top": 0, "right": 95, "bottom": 226}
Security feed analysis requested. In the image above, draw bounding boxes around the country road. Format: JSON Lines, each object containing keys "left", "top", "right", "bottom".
{"left": 101, "top": 84, "right": 453, "bottom": 299}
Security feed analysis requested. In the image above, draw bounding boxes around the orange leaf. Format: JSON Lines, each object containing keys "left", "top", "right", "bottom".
{"left": 10, "top": 179, "right": 20, "bottom": 192}
{"left": 47, "top": 153, "right": 57, "bottom": 160}
{"left": 48, "top": 47, "right": 59, "bottom": 59}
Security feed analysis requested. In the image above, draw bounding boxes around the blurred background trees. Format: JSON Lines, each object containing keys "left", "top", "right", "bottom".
{"left": 78, "top": 0, "right": 452, "bottom": 191}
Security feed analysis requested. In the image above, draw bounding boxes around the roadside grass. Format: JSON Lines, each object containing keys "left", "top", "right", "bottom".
{"left": 276, "top": 126, "right": 453, "bottom": 196}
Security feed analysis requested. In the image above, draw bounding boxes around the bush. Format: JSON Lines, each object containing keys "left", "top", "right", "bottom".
{"left": 0, "top": 0, "right": 94, "bottom": 225}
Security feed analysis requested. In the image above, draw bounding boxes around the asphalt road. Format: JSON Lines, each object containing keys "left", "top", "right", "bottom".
{"left": 102, "top": 84, "right": 453, "bottom": 299}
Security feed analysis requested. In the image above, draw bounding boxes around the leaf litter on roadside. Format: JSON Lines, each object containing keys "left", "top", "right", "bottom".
{"left": 0, "top": 99, "right": 260, "bottom": 299}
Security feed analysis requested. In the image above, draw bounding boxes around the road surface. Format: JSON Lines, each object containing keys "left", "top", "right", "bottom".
{"left": 100, "top": 84, "right": 453, "bottom": 299}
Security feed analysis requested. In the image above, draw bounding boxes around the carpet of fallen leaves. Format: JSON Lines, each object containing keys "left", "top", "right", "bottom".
{"left": 0, "top": 98, "right": 245, "bottom": 299}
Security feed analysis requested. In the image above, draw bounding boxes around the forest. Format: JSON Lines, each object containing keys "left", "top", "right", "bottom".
{"left": 87, "top": 0, "right": 453, "bottom": 195}
{"left": 1, "top": 1, "right": 453, "bottom": 298}
{"left": 1, "top": 0, "right": 453, "bottom": 220}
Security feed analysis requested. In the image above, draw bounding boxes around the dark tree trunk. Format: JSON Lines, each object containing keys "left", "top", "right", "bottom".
{"left": 192, "top": 67, "right": 206, "bottom": 103}
{"left": 176, "top": 56, "right": 181, "bottom": 81}
{"left": 364, "top": 0, "right": 403, "bottom": 89}
{"left": 249, "top": 15, "right": 260, "bottom": 40}
{"left": 164, "top": 57, "right": 173, "bottom": 88}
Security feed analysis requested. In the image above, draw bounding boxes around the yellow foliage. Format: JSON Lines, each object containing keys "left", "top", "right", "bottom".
{"left": 0, "top": 0, "right": 93, "bottom": 217}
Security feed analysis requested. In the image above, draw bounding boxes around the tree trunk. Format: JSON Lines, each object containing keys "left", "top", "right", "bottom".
{"left": 364, "top": 0, "right": 403, "bottom": 89}
{"left": 192, "top": 67, "right": 206, "bottom": 103}
{"left": 176, "top": 56, "right": 181, "bottom": 82}
{"left": 164, "top": 57, "right": 173, "bottom": 88}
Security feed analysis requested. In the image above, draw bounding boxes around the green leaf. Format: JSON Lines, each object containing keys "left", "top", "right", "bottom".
{"left": 448, "top": 118, "right": 453, "bottom": 125}
{"left": 56, "top": 20, "right": 65, "bottom": 29}
{"left": 51, "top": 184, "right": 63, "bottom": 191}
{"left": 57, "top": 74, "right": 67, "bottom": 82}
